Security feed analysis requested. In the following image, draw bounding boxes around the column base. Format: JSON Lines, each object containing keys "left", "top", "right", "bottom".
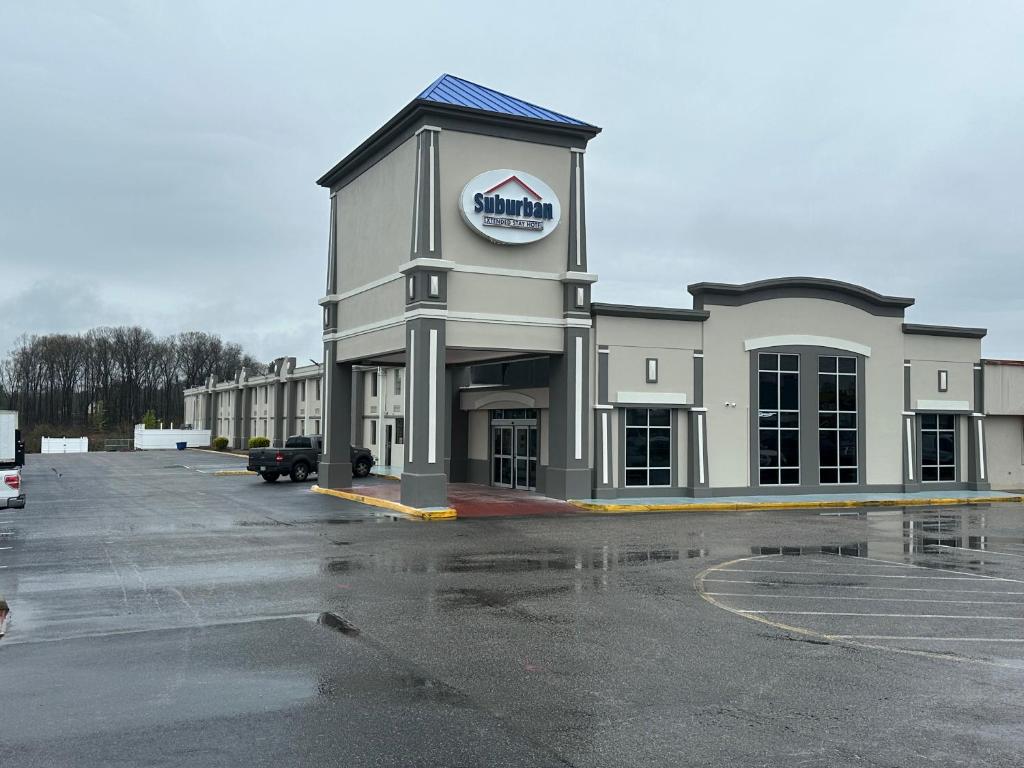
{"left": 319, "top": 461, "right": 353, "bottom": 490}
{"left": 966, "top": 480, "right": 992, "bottom": 492}
{"left": 545, "top": 467, "right": 591, "bottom": 500}
{"left": 401, "top": 472, "right": 448, "bottom": 508}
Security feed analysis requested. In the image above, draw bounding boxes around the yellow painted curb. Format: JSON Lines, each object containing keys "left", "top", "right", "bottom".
{"left": 371, "top": 472, "right": 401, "bottom": 481}
{"left": 310, "top": 484, "right": 456, "bottom": 521}
{"left": 190, "top": 447, "right": 249, "bottom": 458}
{"left": 212, "top": 469, "right": 257, "bottom": 476}
{"left": 569, "top": 495, "right": 1024, "bottom": 514}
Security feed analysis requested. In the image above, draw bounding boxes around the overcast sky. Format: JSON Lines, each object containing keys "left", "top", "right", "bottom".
{"left": 3, "top": 1, "right": 1024, "bottom": 363}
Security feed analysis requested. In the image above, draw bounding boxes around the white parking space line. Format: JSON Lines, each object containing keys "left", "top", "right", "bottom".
{"left": 701, "top": 578, "right": 1024, "bottom": 595}
{"left": 737, "top": 610, "right": 1024, "bottom": 620}
{"left": 933, "top": 544, "right": 1024, "bottom": 559}
{"left": 718, "top": 568, "right": 1001, "bottom": 581}
{"left": 704, "top": 592, "right": 1024, "bottom": 606}
{"left": 0, "top": 546, "right": 12, "bottom": 550}
{"left": 834, "top": 635, "right": 1024, "bottom": 642}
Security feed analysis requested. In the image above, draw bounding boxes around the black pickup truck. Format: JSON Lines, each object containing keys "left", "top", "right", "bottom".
{"left": 248, "top": 435, "right": 374, "bottom": 483}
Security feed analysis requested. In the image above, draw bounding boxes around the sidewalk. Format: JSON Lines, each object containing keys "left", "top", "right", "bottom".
{"left": 571, "top": 489, "right": 1024, "bottom": 513}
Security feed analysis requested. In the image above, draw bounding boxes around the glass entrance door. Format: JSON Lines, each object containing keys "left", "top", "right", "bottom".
{"left": 490, "top": 415, "right": 538, "bottom": 491}
{"left": 492, "top": 426, "right": 513, "bottom": 488}
{"left": 514, "top": 426, "right": 537, "bottom": 490}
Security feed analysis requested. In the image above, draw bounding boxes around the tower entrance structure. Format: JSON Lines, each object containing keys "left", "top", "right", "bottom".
{"left": 317, "top": 75, "right": 601, "bottom": 508}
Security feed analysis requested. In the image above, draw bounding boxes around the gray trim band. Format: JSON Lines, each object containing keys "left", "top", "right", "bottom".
{"left": 689, "top": 277, "right": 914, "bottom": 317}
{"left": 902, "top": 323, "right": 987, "bottom": 339}
{"left": 590, "top": 303, "right": 709, "bottom": 321}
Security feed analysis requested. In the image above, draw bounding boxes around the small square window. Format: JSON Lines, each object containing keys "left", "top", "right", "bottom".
{"left": 428, "top": 274, "right": 440, "bottom": 298}
{"left": 646, "top": 358, "right": 658, "bottom": 383}
{"left": 938, "top": 369, "right": 948, "bottom": 392}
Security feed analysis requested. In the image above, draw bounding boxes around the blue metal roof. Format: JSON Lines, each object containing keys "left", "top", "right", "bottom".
{"left": 417, "top": 74, "right": 592, "bottom": 127}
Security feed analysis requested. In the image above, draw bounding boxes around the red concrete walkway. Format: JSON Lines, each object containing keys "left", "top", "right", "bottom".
{"left": 350, "top": 480, "right": 582, "bottom": 518}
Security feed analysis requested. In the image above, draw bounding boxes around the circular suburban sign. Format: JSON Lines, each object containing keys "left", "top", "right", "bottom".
{"left": 458, "top": 169, "right": 561, "bottom": 245}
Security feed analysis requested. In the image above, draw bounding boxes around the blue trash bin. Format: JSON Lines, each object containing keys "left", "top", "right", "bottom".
{"left": 176, "top": 441, "right": 187, "bottom": 451}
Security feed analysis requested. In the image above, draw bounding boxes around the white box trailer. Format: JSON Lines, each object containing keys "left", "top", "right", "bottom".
{"left": 0, "top": 410, "right": 17, "bottom": 465}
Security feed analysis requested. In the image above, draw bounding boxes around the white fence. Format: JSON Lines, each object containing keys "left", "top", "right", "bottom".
{"left": 133, "top": 425, "right": 212, "bottom": 450}
{"left": 41, "top": 437, "right": 89, "bottom": 454}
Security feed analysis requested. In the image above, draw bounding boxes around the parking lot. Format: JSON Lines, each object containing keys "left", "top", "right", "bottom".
{"left": 2, "top": 450, "right": 1024, "bottom": 767}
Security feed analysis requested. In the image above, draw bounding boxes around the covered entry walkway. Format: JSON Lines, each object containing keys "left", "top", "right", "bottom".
{"left": 336, "top": 479, "right": 582, "bottom": 519}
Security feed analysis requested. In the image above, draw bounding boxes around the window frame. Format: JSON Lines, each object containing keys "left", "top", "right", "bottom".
{"left": 756, "top": 352, "right": 801, "bottom": 486}
{"left": 623, "top": 407, "right": 673, "bottom": 488}
{"left": 817, "top": 355, "right": 859, "bottom": 485}
{"left": 920, "top": 412, "right": 957, "bottom": 483}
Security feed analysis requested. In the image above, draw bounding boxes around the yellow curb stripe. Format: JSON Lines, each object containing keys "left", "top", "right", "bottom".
{"left": 310, "top": 484, "right": 456, "bottom": 521}
{"left": 212, "top": 470, "right": 256, "bottom": 476}
{"left": 569, "top": 495, "right": 1024, "bottom": 514}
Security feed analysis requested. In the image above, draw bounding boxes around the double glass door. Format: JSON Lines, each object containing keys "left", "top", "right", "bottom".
{"left": 492, "top": 424, "right": 538, "bottom": 490}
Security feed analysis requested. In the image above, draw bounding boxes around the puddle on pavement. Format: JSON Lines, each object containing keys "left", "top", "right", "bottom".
{"left": 322, "top": 558, "right": 363, "bottom": 573}
{"left": 749, "top": 507, "right": 1024, "bottom": 574}
{"left": 441, "top": 584, "right": 573, "bottom": 610}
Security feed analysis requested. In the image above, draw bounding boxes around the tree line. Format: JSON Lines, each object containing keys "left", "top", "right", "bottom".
{"left": 0, "top": 328, "right": 261, "bottom": 435}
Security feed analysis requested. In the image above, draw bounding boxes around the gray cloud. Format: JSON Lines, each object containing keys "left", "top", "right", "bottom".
{"left": 2, "top": 1, "right": 1023, "bottom": 360}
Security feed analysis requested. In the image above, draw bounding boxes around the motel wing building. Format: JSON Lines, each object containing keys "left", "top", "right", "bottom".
{"left": 306, "top": 74, "right": 1010, "bottom": 509}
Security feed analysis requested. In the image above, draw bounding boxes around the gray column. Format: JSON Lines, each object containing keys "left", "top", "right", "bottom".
{"left": 687, "top": 408, "right": 711, "bottom": 497}
{"left": 242, "top": 389, "right": 252, "bottom": 446}
{"left": 209, "top": 391, "right": 218, "bottom": 435}
{"left": 351, "top": 370, "right": 364, "bottom": 446}
{"left": 320, "top": 343, "right": 353, "bottom": 489}
{"left": 272, "top": 381, "right": 285, "bottom": 447}
{"left": 232, "top": 389, "right": 243, "bottom": 449}
{"left": 902, "top": 412, "right": 921, "bottom": 492}
{"left": 547, "top": 328, "right": 592, "bottom": 500}
{"left": 967, "top": 414, "right": 990, "bottom": 491}
{"left": 401, "top": 317, "right": 447, "bottom": 508}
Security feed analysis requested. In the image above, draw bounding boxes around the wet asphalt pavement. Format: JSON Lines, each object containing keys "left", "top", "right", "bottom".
{"left": 2, "top": 451, "right": 1024, "bottom": 767}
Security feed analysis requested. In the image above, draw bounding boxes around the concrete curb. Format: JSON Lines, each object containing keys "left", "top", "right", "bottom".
{"left": 310, "top": 484, "right": 456, "bottom": 521}
{"left": 212, "top": 469, "right": 257, "bottom": 477}
{"left": 370, "top": 472, "right": 401, "bottom": 481}
{"left": 190, "top": 447, "right": 249, "bottom": 459}
{"left": 569, "top": 495, "right": 1024, "bottom": 514}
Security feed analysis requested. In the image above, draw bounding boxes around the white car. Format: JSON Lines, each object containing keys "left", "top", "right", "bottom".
{"left": 1, "top": 467, "right": 24, "bottom": 509}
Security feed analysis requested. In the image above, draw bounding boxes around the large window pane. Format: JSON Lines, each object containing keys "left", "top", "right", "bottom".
{"left": 780, "top": 373, "right": 799, "bottom": 410}
{"left": 649, "top": 469, "right": 670, "bottom": 486}
{"left": 759, "top": 372, "right": 778, "bottom": 410}
{"left": 649, "top": 409, "right": 671, "bottom": 427}
{"left": 626, "top": 408, "right": 647, "bottom": 426}
{"left": 780, "top": 430, "right": 800, "bottom": 467}
{"left": 760, "top": 430, "right": 779, "bottom": 467}
{"left": 649, "top": 429, "right": 671, "bottom": 467}
{"left": 625, "top": 433, "right": 647, "bottom": 468}
{"left": 625, "top": 469, "right": 647, "bottom": 487}
{"left": 819, "top": 431, "right": 837, "bottom": 467}
{"left": 819, "top": 375, "right": 837, "bottom": 411}
{"left": 921, "top": 432, "right": 937, "bottom": 464}
{"left": 839, "top": 430, "right": 857, "bottom": 466}
{"left": 838, "top": 376, "right": 857, "bottom": 411}
{"left": 780, "top": 354, "right": 799, "bottom": 371}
